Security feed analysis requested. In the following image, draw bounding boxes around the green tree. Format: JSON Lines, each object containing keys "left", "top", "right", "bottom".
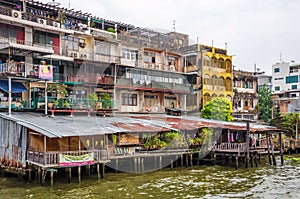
{"left": 201, "top": 97, "right": 233, "bottom": 121}
{"left": 258, "top": 85, "right": 273, "bottom": 123}
{"left": 278, "top": 113, "right": 300, "bottom": 138}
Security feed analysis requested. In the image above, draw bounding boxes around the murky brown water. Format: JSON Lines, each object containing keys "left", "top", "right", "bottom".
{"left": 0, "top": 156, "right": 299, "bottom": 199}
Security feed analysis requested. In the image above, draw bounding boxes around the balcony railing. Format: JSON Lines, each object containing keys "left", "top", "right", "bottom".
{"left": 116, "top": 78, "right": 191, "bottom": 93}
{"left": 213, "top": 143, "right": 247, "bottom": 153}
{"left": 27, "top": 149, "right": 110, "bottom": 166}
{"left": 67, "top": 74, "right": 114, "bottom": 85}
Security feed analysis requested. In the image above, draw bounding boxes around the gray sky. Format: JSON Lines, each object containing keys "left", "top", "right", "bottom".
{"left": 50, "top": 0, "right": 300, "bottom": 74}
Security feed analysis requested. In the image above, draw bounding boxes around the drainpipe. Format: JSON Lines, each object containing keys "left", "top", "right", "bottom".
{"left": 8, "top": 77, "right": 12, "bottom": 116}
{"left": 183, "top": 56, "right": 187, "bottom": 111}
{"left": 113, "top": 63, "right": 117, "bottom": 110}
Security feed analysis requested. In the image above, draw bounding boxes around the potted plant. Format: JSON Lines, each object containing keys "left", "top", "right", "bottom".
{"left": 101, "top": 93, "right": 111, "bottom": 109}
{"left": 52, "top": 100, "right": 59, "bottom": 109}
{"left": 87, "top": 92, "right": 98, "bottom": 110}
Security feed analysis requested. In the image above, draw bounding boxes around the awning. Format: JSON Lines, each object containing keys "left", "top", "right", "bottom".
{"left": 0, "top": 80, "right": 28, "bottom": 93}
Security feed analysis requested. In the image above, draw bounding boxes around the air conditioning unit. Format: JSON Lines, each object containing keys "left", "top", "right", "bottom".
{"left": 37, "top": 18, "right": 47, "bottom": 25}
{"left": 53, "top": 22, "right": 60, "bottom": 28}
{"left": 68, "top": 51, "right": 78, "bottom": 58}
{"left": 170, "top": 65, "right": 175, "bottom": 71}
{"left": 11, "top": 10, "right": 21, "bottom": 19}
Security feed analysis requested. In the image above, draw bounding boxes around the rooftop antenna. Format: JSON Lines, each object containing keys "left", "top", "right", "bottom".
{"left": 68, "top": 0, "right": 70, "bottom": 8}
{"left": 47, "top": 0, "right": 60, "bottom": 6}
{"left": 172, "top": 20, "right": 176, "bottom": 32}
{"left": 280, "top": 53, "right": 283, "bottom": 62}
{"left": 225, "top": 42, "right": 227, "bottom": 50}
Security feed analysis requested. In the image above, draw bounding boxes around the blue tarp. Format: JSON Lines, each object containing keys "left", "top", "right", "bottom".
{"left": 0, "top": 80, "right": 27, "bottom": 93}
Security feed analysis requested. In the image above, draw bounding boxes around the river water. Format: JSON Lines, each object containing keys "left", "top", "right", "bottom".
{"left": 0, "top": 157, "right": 299, "bottom": 199}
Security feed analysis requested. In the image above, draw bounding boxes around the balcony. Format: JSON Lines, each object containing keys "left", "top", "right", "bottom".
{"left": 116, "top": 78, "right": 191, "bottom": 93}
{"left": 213, "top": 143, "right": 247, "bottom": 153}
{"left": 0, "top": 62, "right": 30, "bottom": 77}
{"left": 27, "top": 149, "right": 110, "bottom": 167}
{"left": 67, "top": 74, "right": 114, "bottom": 85}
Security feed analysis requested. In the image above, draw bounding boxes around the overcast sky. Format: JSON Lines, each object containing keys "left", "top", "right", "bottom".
{"left": 48, "top": 0, "right": 300, "bottom": 74}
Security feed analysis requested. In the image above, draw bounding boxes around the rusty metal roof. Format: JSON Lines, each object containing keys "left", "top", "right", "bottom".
{"left": 0, "top": 113, "right": 283, "bottom": 138}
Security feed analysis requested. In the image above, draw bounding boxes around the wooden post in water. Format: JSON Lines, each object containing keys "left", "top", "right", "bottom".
{"left": 50, "top": 169, "right": 54, "bottom": 187}
{"left": 101, "top": 163, "right": 105, "bottom": 179}
{"left": 97, "top": 164, "right": 100, "bottom": 180}
{"left": 185, "top": 154, "right": 189, "bottom": 167}
{"left": 154, "top": 156, "right": 157, "bottom": 170}
{"left": 269, "top": 134, "right": 276, "bottom": 166}
{"left": 235, "top": 156, "right": 238, "bottom": 170}
{"left": 279, "top": 132, "right": 284, "bottom": 165}
{"left": 134, "top": 157, "right": 137, "bottom": 173}
{"left": 86, "top": 165, "right": 90, "bottom": 176}
{"left": 28, "top": 169, "right": 32, "bottom": 183}
{"left": 181, "top": 154, "right": 183, "bottom": 167}
{"left": 38, "top": 167, "right": 41, "bottom": 184}
{"left": 266, "top": 134, "right": 272, "bottom": 165}
{"left": 78, "top": 166, "right": 81, "bottom": 183}
{"left": 245, "top": 121, "right": 250, "bottom": 168}
{"left": 170, "top": 159, "right": 173, "bottom": 170}
{"left": 141, "top": 158, "right": 144, "bottom": 173}
{"left": 190, "top": 153, "right": 193, "bottom": 167}
{"left": 254, "top": 152, "right": 258, "bottom": 167}
{"left": 159, "top": 156, "right": 162, "bottom": 170}
{"left": 115, "top": 159, "right": 118, "bottom": 173}
{"left": 68, "top": 167, "right": 72, "bottom": 183}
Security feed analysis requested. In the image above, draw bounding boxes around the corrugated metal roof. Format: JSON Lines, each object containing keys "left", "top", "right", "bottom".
{"left": 0, "top": 113, "right": 283, "bottom": 139}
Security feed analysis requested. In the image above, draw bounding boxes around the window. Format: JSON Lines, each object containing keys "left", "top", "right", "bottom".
{"left": 186, "top": 55, "right": 196, "bottom": 66}
{"left": 286, "top": 75, "right": 298, "bottom": 84}
{"left": 292, "top": 85, "right": 297, "bottom": 90}
{"left": 122, "top": 48, "right": 138, "bottom": 60}
{"left": 33, "top": 30, "right": 59, "bottom": 46}
{"left": 122, "top": 93, "right": 137, "bottom": 106}
{"left": 95, "top": 41, "right": 111, "bottom": 55}
{"left": 274, "top": 68, "right": 280, "bottom": 73}
{"left": 144, "top": 52, "right": 156, "bottom": 63}
{"left": 275, "top": 86, "right": 280, "bottom": 91}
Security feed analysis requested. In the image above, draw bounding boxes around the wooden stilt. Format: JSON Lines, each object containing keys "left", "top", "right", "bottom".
{"left": 134, "top": 157, "right": 137, "bottom": 173}
{"left": 250, "top": 155, "right": 253, "bottom": 167}
{"left": 154, "top": 156, "right": 157, "bottom": 170}
{"left": 50, "top": 169, "right": 54, "bottom": 187}
{"left": 267, "top": 134, "right": 272, "bottom": 165}
{"left": 279, "top": 133, "right": 284, "bottom": 165}
{"left": 235, "top": 156, "right": 238, "bottom": 170}
{"left": 115, "top": 159, "right": 118, "bottom": 173}
{"left": 190, "top": 153, "right": 193, "bottom": 167}
{"left": 97, "top": 164, "right": 100, "bottom": 180}
{"left": 181, "top": 154, "right": 183, "bottom": 167}
{"left": 68, "top": 167, "right": 72, "bottom": 183}
{"left": 255, "top": 152, "right": 258, "bottom": 167}
{"left": 213, "top": 153, "right": 216, "bottom": 165}
{"left": 245, "top": 121, "right": 250, "bottom": 168}
{"left": 186, "top": 153, "right": 189, "bottom": 167}
{"left": 28, "top": 169, "right": 32, "bottom": 183}
{"left": 86, "top": 165, "right": 90, "bottom": 176}
{"left": 101, "top": 164, "right": 105, "bottom": 179}
{"left": 269, "top": 135, "right": 276, "bottom": 166}
{"left": 141, "top": 158, "right": 144, "bottom": 173}
{"left": 38, "top": 167, "right": 41, "bottom": 184}
{"left": 78, "top": 166, "right": 81, "bottom": 183}
{"left": 159, "top": 156, "right": 162, "bottom": 170}
{"left": 170, "top": 159, "right": 173, "bottom": 170}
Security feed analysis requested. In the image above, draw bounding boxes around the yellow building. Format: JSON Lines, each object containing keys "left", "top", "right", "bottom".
{"left": 200, "top": 44, "right": 233, "bottom": 107}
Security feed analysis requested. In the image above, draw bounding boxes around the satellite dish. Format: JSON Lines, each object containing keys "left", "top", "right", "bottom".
{"left": 47, "top": 0, "right": 61, "bottom": 6}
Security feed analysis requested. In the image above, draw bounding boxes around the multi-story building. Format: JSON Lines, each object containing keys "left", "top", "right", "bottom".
{"left": 0, "top": 0, "right": 192, "bottom": 113}
{"left": 180, "top": 44, "right": 233, "bottom": 110}
{"left": 272, "top": 61, "right": 300, "bottom": 114}
{"left": 232, "top": 70, "right": 258, "bottom": 121}
{"left": 256, "top": 70, "right": 272, "bottom": 91}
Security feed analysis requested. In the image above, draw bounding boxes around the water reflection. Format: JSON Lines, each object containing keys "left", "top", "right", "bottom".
{"left": 0, "top": 158, "right": 299, "bottom": 199}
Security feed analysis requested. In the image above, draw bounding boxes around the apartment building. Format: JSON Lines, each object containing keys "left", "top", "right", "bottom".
{"left": 0, "top": 0, "right": 192, "bottom": 113}
{"left": 232, "top": 70, "right": 258, "bottom": 121}
{"left": 180, "top": 44, "right": 233, "bottom": 110}
{"left": 272, "top": 61, "right": 300, "bottom": 114}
